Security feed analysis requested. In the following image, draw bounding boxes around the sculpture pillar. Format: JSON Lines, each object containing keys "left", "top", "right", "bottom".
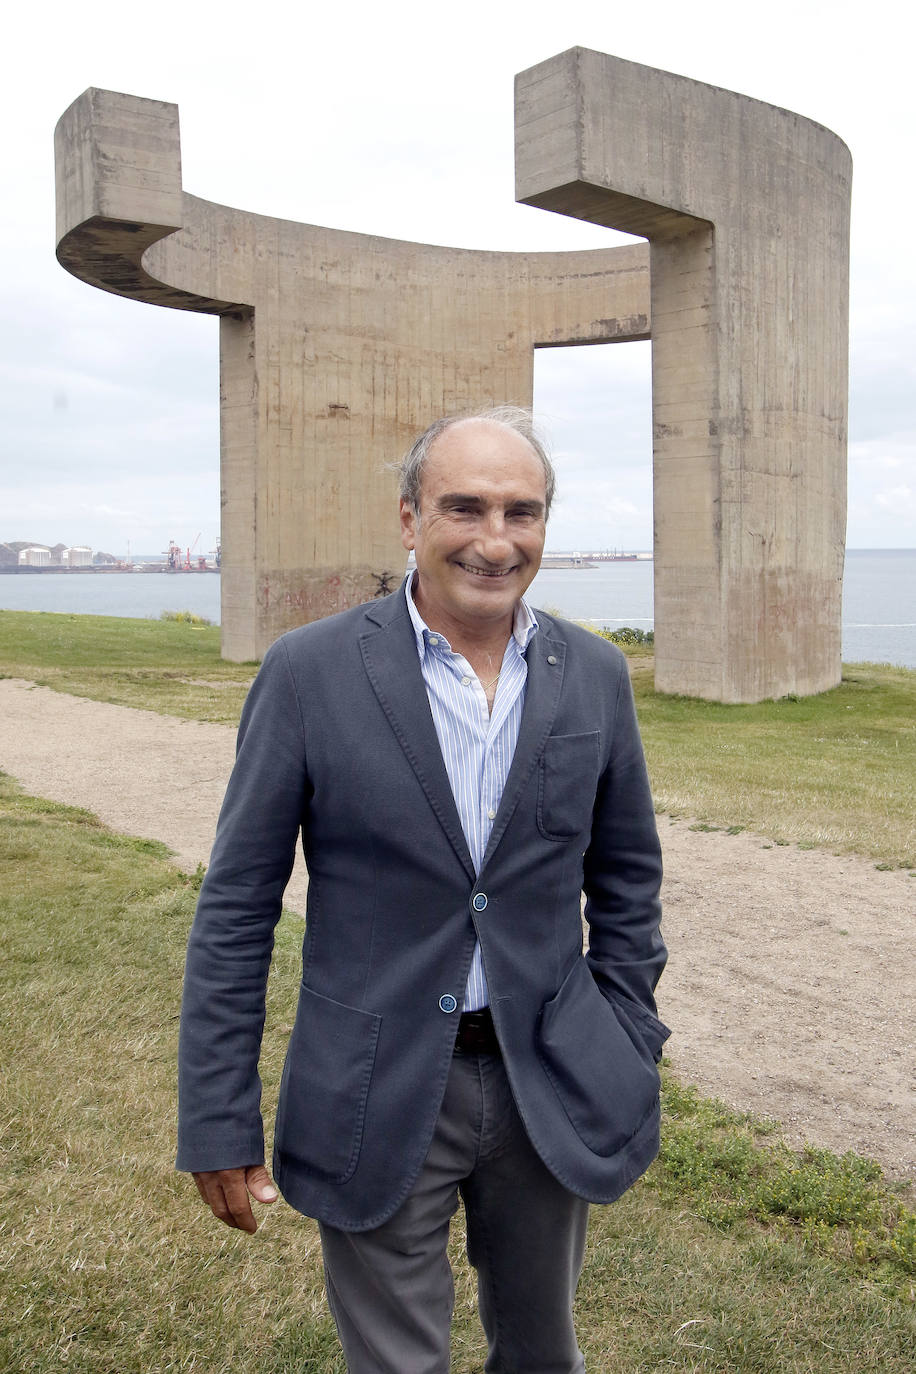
{"left": 517, "top": 49, "right": 851, "bottom": 702}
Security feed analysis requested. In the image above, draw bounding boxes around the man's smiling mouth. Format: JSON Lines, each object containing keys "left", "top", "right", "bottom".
{"left": 456, "top": 562, "right": 515, "bottom": 579}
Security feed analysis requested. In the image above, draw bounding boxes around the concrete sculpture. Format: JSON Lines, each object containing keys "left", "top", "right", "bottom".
{"left": 55, "top": 49, "right": 851, "bottom": 701}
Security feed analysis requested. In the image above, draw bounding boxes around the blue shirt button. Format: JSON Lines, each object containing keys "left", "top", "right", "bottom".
{"left": 472, "top": 892, "right": 488, "bottom": 912}
{"left": 438, "top": 994, "right": 458, "bottom": 1014}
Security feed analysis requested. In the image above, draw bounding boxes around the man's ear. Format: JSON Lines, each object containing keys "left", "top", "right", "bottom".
{"left": 399, "top": 498, "right": 418, "bottom": 551}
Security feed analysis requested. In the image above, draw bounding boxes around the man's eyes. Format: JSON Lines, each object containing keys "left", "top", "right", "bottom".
{"left": 442, "top": 504, "right": 539, "bottom": 520}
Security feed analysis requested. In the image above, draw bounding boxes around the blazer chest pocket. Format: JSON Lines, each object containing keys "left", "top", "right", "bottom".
{"left": 274, "top": 985, "right": 381, "bottom": 1184}
{"left": 537, "top": 958, "right": 662, "bottom": 1156}
{"left": 537, "top": 732, "right": 600, "bottom": 840}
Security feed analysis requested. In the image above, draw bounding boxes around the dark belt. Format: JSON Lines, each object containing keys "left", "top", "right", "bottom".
{"left": 453, "top": 1007, "right": 500, "bottom": 1055}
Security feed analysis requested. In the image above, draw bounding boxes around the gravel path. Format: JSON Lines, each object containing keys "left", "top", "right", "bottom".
{"left": 2, "top": 677, "right": 913, "bottom": 1185}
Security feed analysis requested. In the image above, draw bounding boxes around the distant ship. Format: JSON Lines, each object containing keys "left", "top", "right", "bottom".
{"left": 539, "top": 551, "right": 651, "bottom": 567}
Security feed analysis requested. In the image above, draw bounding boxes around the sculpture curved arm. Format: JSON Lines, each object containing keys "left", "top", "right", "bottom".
{"left": 55, "top": 87, "right": 243, "bottom": 315}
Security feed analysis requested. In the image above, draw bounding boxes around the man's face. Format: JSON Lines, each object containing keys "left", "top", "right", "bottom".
{"left": 400, "top": 419, "right": 547, "bottom": 638}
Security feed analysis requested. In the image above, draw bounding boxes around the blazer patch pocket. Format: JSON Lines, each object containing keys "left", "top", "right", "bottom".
{"left": 536, "top": 732, "right": 601, "bottom": 840}
{"left": 274, "top": 985, "right": 381, "bottom": 1184}
{"left": 537, "top": 958, "right": 660, "bottom": 1157}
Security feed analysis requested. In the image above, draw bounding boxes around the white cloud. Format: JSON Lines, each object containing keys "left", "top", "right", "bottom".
{"left": 0, "top": 472, "right": 221, "bottom": 555}
{"left": 874, "top": 486, "right": 915, "bottom": 514}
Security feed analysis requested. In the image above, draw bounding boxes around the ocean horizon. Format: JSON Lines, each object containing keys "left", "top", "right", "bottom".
{"left": 2, "top": 548, "right": 914, "bottom": 670}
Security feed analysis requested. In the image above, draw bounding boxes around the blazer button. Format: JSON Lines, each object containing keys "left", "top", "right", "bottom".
{"left": 439, "top": 994, "right": 458, "bottom": 1014}
{"left": 472, "top": 892, "right": 488, "bottom": 912}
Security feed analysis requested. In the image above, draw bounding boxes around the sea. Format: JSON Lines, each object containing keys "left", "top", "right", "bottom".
{"left": 2, "top": 549, "right": 914, "bottom": 669}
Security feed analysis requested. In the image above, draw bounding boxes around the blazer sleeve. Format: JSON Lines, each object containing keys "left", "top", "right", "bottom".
{"left": 582, "top": 656, "right": 668, "bottom": 1057}
{"left": 176, "top": 636, "right": 307, "bottom": 1173}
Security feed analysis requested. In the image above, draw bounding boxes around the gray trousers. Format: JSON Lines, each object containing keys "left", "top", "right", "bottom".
{"left": 319, "top": 1050, "right": 589, "bottom": 1374}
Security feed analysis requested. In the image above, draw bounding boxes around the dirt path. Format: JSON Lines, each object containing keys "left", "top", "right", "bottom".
{"left": 1, "top": 677, "right": 913, "bottom": 1184}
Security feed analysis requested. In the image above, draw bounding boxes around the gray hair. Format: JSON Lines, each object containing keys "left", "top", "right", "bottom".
{"left": 398, "top": 406, "right": 555, "bottom": 516}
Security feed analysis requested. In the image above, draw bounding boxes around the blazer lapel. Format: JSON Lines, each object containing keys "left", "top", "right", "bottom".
{"left": 358, "top": 591, "right": 476, "bottom": 882}
{"left": 480, "top": 619, "right": 567, "bottom": 872}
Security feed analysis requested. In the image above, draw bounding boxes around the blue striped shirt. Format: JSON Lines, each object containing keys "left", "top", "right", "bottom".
{"left": 405, "top": 574, "right": 539, "bottom": 1010}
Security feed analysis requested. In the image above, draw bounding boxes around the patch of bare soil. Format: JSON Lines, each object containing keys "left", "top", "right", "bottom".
{"left": 657, "top": 816, "right": 914, "bottom": 1182}
{"left": 1, "top": 678, "right": 913, "bottom": 1185}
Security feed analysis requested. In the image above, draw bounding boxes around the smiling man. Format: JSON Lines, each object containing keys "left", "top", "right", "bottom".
{"left": 399, "top": 413, "right": 549, "bottom": 660}
{"left": 178, "top": 406, "right": 667, "bottom": 1373}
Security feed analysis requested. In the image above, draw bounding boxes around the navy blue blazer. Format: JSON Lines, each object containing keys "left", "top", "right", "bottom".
{"left": 177, "top": 586, "right": 667, "bottom": 1230}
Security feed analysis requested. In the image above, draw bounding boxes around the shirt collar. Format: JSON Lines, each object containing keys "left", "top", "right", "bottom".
{"left": 404, "top": 571, "right": 539, "bottom": 660}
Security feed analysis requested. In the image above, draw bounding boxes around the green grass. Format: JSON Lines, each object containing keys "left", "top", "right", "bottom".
{"left": 3, "top": 609, "right": 914, "bottom": 864}
{"left": 1, "top": 770, "right": 914, "bottom": 1372}
{"left": 0, "top": 609, "right": 256, "bottom": 724}
{"left": 629, "top": 660, "right": 916, "bottom": 868}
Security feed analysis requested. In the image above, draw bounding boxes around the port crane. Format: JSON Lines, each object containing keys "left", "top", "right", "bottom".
{"left": 162, "top": 534, "right": 206, "bottom": 570}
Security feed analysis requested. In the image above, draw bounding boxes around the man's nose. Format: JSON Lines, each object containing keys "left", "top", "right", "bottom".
{"left": 478, "top": 513, "right": 512, "bottom": 561}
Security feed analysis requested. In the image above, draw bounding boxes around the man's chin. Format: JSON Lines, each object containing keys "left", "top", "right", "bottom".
{"left": 458, "top": 586, "right": 525, "bottom": 627}
{"left": 457, "top": 572, "right": 519, "bottom": 601}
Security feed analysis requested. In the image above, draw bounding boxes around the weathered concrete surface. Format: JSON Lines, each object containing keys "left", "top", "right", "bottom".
{"left": 517, "top": 49, "right": 851, "bottom": 702}
{"left": 55, "top": 87, "right": 649, "bottom": 662}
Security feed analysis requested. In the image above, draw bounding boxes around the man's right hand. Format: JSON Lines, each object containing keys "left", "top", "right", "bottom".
{"left": 192, "top": 1165, "right": 279, "bottom": 1234}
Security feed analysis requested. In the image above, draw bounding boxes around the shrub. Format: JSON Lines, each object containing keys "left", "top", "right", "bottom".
{"left": 596, "top": 625, "right": 654, "bottom": 647}
{"left": 159, "top": 609, "right": 212, "bottom": 627}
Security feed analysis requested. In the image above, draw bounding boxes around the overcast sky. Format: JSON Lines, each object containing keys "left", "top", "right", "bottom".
{"left": 1, "top": 0, "right": 913, "bottom": 555}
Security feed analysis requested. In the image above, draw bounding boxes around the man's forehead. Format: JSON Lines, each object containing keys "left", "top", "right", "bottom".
{"left": 430, "top": 416, "right": 533, "bottom": 454}
{"left": 422, "top": 420, "right": 546, "bottom": 494}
